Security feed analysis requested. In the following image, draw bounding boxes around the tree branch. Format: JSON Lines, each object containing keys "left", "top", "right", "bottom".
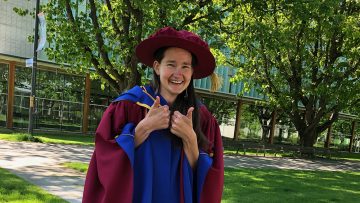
{"left": 104, "top": 0, "right": 123, "bottom": 38}
{"left": 88, "top": 0, "right": 124, "bottom": 83}
{"left": 64, "top": 0, "right": 120, "bottom": 91}
{"left": 181, "top": 1, "right": 235, "bottom": 28}
{"left": 123, "top": 0, "right": 143, "bottom": 22}
{"left": 317, "top": 110, "right": 339, "bottom": 133}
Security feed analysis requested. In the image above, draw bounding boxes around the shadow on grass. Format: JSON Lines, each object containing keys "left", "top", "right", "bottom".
{"left": 222, "top": 167, "right": 360, "bottom": 203}
{"left": 0, "top": 168, "right": 67, "bottom": 203}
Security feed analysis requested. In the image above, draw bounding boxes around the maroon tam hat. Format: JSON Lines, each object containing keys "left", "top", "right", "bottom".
{"left": 136, "top": 27, "right": 216, "bottom": 79}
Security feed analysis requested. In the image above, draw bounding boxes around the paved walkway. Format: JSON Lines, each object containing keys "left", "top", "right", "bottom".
{"left": 0, "top": 140, "right": 359, "bottom": 203}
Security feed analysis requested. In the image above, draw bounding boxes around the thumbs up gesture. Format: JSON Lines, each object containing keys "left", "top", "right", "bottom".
{"left": 146, "top": 96, "right": 170, "bottom": 130}
{"left": 134, "top": 96, "right": 170, "bottom": 147}
{"left": 170, "top": 107, "right": 195, "bottom": 141}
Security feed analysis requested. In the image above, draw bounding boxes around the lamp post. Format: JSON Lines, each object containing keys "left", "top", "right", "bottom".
{"left": 28, "top": 0, "right": 40, "bottom": 134}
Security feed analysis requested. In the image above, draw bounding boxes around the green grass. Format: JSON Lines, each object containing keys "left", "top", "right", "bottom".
{"left": 327, "top": 152, "right": 360, "bottom": 162}
{"left": 0, "top": 131, "right": 94, "bottom": 146}
{"left": 0, "top": 168, "right": 67, "bottom": 203}
{"left": 222, "top": 167, "right": 360, "bottom": 203}
{"left": 34, "top": 134, "right": 94, "bottom": 146}
{"left": 62, "top": 162, "right": 88, "bottom": 173}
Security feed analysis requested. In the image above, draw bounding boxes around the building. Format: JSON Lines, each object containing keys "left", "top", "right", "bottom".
{"left": 0, "top": 0, "right": 115, "bottom": 133}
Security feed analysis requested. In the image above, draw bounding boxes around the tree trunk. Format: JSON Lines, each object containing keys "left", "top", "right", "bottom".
{"left": 261, "top": 124, "right": 269, "bottom": 141}
{"left": 299, "top": 126, "right": 317, "bottom": 147}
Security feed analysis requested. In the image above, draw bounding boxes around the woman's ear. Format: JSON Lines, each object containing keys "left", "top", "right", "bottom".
{"left": 153, "top": 61, "right": 160, "bottom": 75}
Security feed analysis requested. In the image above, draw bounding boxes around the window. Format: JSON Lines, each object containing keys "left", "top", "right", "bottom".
{"left": 0, "top": 63, "right": 8, "bottom": 127}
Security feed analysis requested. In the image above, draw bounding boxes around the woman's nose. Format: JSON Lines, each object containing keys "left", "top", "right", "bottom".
{"left": 173, "top": 68, "right": 182, "bottom": 76}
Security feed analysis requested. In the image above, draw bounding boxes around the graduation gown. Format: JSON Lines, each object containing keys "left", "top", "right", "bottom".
{"left": 82, "top": 85, "right": 224, "bottom": 203}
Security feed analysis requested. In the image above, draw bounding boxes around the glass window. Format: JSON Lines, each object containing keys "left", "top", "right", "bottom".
{"left": 88, "top": 79, "right": 116, "bottom": 132}
{"left": 13, "top": 66, "right": 31, "bottom": 129}
{"left": 0, "top": 63, "right": 8, "bottom": 127}
{"left": 36, "top": 69, "right": 84, "bottom": 132}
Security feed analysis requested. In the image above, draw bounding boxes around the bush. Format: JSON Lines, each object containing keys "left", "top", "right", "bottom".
{"left": 16, "top": 134, "right": 42, "bottom": 143}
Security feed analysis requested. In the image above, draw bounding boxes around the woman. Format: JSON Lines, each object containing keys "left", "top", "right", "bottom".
{"left": 82, "top": 27, "right": 224, "bottom": 203}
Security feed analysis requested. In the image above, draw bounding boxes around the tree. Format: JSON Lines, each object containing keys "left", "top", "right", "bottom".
{"left": 32, "top": 0, "right": 231, "bottom": 93}
{"left": 221, "top": 0, "right": 360, "bottom": 147}
{"left": 201, "top": 97, "right": 236, "bottom": 125}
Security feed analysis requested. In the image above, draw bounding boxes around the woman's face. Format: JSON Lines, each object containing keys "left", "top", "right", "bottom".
{"left": 153, "top": 47, "right": 193, "bottom": 104}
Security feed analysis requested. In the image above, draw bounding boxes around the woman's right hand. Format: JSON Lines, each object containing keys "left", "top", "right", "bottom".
{"left": 134, "top": 96, "right": 170, "bottom": 147}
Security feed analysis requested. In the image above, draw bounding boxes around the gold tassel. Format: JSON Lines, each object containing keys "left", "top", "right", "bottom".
{"left": 210, "top": 72, "right": 222, "bottom": 92}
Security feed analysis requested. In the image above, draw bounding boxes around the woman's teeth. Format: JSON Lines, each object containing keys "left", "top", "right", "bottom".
{"left": 171, "top": 80, "right": 183, "bottom": 84}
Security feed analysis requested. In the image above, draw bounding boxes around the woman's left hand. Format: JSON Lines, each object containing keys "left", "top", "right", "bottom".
{"left": 170, "top": 107, "right": 195, "bottom": 140}
{"left": 170, "top": 107, "right": 199, "bottom": 168}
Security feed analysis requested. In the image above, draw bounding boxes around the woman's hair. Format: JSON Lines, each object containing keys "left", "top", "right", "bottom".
{"left": 152, "top": 47, "right": 208, "bottom": 149}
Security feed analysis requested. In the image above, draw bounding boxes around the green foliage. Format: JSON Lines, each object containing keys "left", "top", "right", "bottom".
{"left": 239, "top": 105, "right": 262, "bottom": 139}
{"left": 220, "top": 0, "right": 360, "bottom": 146}
{"left": 7, "top": 0, "right": 359, "bottom": 147}
{"left": 201, "top": 97, "right": 236, "bottom": 125}
{"left": 38, "top": 0, "right": 230, "bottom": 91}
{"left": 16, "top": 133, "right": 42, "bottom": 143}
{"left": 12, "top": 7, "right": 29, "bottom": 16}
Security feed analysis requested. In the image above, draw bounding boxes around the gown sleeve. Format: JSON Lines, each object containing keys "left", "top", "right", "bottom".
{"left": 82, "top": 101, "right": 145, "bottom": 203}
{"left": 198, "top": 105, "right": 224, "bottom": 203}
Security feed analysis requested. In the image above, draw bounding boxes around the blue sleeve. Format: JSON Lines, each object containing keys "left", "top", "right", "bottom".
{"left": 115, "top": 123, "right": 136, "bottom": 167}
{"left": 195, "top": 151, "right": 213, "bottom": 203}
{"left": 182, "top": 151, "right": 213, "bottom": 203}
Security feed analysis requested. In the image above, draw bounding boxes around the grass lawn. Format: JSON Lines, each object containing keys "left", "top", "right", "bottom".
{"left": 62, "top": 162, "right": 89, "bottom": 173}
{"left": 222, "top": 167, "right": 360, "bottom": 203}
{"left": 0, "top": 130, "right": 94, "bottom": 146}
{"left": 0, "top": 168, "right": 67, "bottom": 203}
{"left": 34, "top": 134, "right": 94, "bottom": 146}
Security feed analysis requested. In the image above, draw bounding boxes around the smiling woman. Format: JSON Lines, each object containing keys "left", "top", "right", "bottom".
{"left": 153, "top": 47, "right": 194, "bottom": 104}
{"left": 83, "top": 27, "right": 224, "bottom": 203}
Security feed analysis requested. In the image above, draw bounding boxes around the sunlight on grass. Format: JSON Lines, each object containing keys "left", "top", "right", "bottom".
{"left": 0, "top": 168, "right": 67, "bottom": 203}
{"left": 62, "top": 162, "right": 89, "bottom": 173}
{"left": 34, "top": 134, "right": 94, "bottom": 146}
{"left": 0, "top": 132, "right": 94, "bottom": 146}
{"left": 222, "top": 167, "right": 360, "bottom": 203}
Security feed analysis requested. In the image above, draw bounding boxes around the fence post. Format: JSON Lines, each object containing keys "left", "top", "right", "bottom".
{"left": 6, "top": 61, "right": 15, "bottom": 129}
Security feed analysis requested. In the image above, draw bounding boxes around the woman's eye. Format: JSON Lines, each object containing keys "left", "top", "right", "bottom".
{"left": 167, "top": 64, "right": 175, "bottom": 67}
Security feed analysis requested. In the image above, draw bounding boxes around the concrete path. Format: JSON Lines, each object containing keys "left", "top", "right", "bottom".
{"left": 0, "top": 140, "right": 359, "bottom": 203}
{"left": 0, "top": 140, "right": 92, "bottom": 203}
{"left": 224, "top": 155, "right": 360, "bottom": 171}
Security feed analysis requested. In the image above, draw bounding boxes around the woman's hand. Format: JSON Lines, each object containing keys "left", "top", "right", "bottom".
{"left": 170, "top": 107, "right": 199, "bottom": 169}
{"left": 134, "top": 96, "right": 170, "bottom": 147}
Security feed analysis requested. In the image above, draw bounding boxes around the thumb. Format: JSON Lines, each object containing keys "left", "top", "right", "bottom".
{"left": 186, "top": 107, "right": 194, "bottom": 120}
{"left": 151, "top": 96, "right": 160, "bottom": 109}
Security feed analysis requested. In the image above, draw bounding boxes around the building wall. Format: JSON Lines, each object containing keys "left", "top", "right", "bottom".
{"left": 0, "top": 0, "right": 49, "bottom": 60}
{"left": 0, "top": 0, "right": 110, "bottom": 133}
